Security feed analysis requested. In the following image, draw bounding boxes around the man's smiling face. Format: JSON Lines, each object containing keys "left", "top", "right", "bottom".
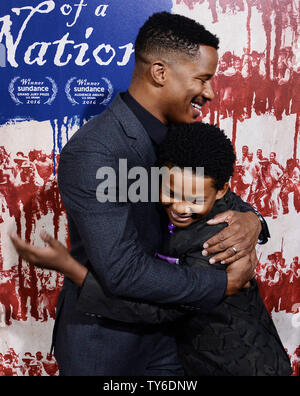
{"left": 161, "top": 45, "right": 218, "bottom": 124}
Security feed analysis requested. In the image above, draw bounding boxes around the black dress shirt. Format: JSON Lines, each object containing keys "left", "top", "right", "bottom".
{"left": 121, "top": 91, "right": 168, "bottom": 149}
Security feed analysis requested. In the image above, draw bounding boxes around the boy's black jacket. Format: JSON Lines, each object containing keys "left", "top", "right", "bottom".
{"left": 76, "top": 190, "right": 292, "bottom": 376}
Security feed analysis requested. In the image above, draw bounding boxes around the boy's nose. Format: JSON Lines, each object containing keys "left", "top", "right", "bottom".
{"left": 172, "top": 203, "right": 192, "bottom": 216}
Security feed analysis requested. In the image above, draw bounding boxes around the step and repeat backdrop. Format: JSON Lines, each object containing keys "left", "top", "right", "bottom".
{"left": 0, "top": 0, "right": 299, "bottom": 376}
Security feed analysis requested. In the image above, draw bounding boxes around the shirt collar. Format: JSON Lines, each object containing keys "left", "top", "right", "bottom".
{"left": 121, "top": 91, "right": 168, "bottom": 146}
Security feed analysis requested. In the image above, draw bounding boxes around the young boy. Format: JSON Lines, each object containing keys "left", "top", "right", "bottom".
{"left": 153, "top": 123, "right": 292, "bottom": 376}
{"left": 11, "top": 123, "right": 292, "bottom": 376}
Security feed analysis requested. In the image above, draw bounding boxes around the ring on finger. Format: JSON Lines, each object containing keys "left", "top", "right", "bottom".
{"left": 231, "top": 246, "right": 238, "bottom": 255}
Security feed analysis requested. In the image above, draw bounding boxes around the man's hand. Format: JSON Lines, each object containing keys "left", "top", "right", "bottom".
{"left": 226, "top": 250, "right": 258, "bottom": 295}
{"left": 202, "top": 210, "right": 261, "bottom": 264}
{"left": 9, "top": 232, "right": 87, "bottom": 286}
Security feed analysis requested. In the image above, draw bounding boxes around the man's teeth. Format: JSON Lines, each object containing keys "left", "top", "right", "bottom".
{"left": 192, "top": 102, "right": 201, "bottom": 111}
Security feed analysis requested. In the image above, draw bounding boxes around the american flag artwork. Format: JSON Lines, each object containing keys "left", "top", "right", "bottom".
{"left": 0, "top": 0, "right": 299, "bottom": 376}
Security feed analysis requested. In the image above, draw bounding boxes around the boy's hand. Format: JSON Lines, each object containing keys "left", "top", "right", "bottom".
{"left": 202, "top": 211, "right": 261, "bottom": 265}
{"left": 9, "top": 232, "right": 87, "bottom": 286}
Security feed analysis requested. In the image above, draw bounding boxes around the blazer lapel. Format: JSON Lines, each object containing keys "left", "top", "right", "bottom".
{"left": 108, "top": 94, "right": 157, "bottom": 168}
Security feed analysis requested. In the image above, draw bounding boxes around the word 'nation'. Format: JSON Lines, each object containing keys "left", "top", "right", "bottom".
{"left": 0, "top": 1, "right": 135, "bottom": 68}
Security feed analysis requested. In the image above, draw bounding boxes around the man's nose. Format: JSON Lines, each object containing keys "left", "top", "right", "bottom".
{"left": 203, "top": 81, "right": 215, "bottom": 101}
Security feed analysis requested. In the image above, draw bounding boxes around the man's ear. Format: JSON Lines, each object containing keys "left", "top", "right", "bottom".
{"left": 216, "top": 182, "right": 229, "bottom": 200}
{"left": 150, "top": 60, "right": 168, "bottom": 86}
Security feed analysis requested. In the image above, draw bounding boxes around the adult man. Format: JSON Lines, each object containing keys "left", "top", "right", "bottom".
{"left": 11, "top": 12, "right": 269, "bottom": 376}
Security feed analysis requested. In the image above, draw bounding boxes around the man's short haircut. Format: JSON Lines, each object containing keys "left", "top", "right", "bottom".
{"left": 135, "top": 12, "right": 219, "bottom": 62}
{"left": 157, "top": 123, "right": 236, "bottom": 191}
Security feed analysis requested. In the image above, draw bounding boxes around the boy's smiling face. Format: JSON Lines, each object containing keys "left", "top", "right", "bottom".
{"left": 160, "top": 167, "right": 228, "bottom": 228}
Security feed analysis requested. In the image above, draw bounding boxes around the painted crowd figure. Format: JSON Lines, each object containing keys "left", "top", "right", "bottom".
{"left": 0, "top": 349, "right": 58, "bottom": 376}
{"left": 0, "top": 146, "right": 64, "bottom": 325}
{"left": 207, "top": 47, "right": 299, "bottom": 125}
{"left": 232, "top": 146, "right": 300, "bottom": 219}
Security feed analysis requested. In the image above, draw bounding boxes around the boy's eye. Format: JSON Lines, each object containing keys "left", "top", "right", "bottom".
{"left": 173, "top": 191, "right": 184, "bottom": 201}
{"left": 186, "top": 198, "right": 205, "bottom": 204}
{"left": 162, "top": 189, "right": 180, "bottom": 201}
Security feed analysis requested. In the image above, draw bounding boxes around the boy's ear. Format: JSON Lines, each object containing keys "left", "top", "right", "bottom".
{"left": 216, "top": 182, "right": 229, "bottom": 200}
{"left": 150, "top": 60, "right": 168, "bottom": 86}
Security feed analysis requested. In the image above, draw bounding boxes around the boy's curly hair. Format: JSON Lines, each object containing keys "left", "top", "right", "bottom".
{"left": 157, "top": 122, "right": 236, "bottom": 190}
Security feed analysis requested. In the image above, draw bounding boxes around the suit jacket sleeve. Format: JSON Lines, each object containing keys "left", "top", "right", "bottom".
{"left": 76, "top": 269, "right": 187, "bottom": 324}
{"left": 58, "top": 140, "right": 227, "bottom": 311}
{"left": 74, "top": 224, "right": 228, "bottom": 324}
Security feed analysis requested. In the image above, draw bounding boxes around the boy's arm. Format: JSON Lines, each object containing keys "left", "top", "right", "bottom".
{"left": 10, "top": 232, "right": 186, "bottom": 324}
{"left": 10, "top": 231, "right": 88, "bottom": 286}
{"left": 9, "top": 231, "right": 228, "bottom": 324}
{"left": 10, "top": 222, "right": 253, "bottom": 325}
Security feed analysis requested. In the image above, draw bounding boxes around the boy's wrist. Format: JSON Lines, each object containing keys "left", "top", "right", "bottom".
{"left": 225, "top": 272, "right": 239, "bottom": 296}
{"left": 64, "top": 256, "right": 88, "bottom": 286}
{"left": 226, "top": 271, "right": 248, "bottom": 296}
